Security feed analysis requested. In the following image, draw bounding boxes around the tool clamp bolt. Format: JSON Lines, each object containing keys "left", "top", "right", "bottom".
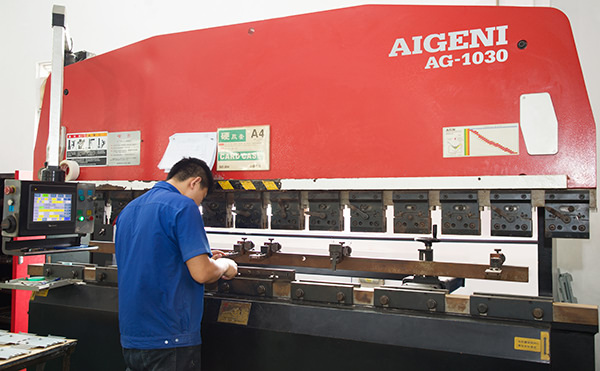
{"left": 379, "top": 295, "right": 390, "bottom": 306}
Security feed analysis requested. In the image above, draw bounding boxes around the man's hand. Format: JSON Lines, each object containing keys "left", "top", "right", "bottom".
{"left": 211, "top": 250, "right": 226, "bottom": 259}
{"left": 220, "top": 258, "right": 238, "bottom": 280}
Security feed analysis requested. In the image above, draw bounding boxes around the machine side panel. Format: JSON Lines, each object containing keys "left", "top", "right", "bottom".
{"left": 34, "top": 5, "right": 596, "bottom": 187}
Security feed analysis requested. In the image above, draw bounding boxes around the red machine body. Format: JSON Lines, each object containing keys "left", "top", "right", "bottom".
{"left": 34, "top": 5, "right": 596, "bottom": 188}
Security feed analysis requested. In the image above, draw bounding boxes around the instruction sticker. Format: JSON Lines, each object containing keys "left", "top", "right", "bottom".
{"left": 514, "top": 331, "right": 550, "bottom": 361}
{"left": 443, "top": 123, "right": 519, "bottom": 158}
{"left": 217, "top": 125, "right": 270, "bottom": 171}
{"left": 66, "top": 132, "right": 108, "bottom": 166}
{"left": 217, "top": 301, "right": 252, "bottom": 326}
{"left": 107, "top": 131, "right": 141, "bottom": 166}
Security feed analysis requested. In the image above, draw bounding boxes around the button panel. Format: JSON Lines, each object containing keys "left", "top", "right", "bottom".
{"left": 75, "top": 183, "right": 95, "bottom": 234}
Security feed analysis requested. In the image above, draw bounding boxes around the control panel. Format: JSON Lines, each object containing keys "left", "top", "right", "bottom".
{"left": 1, "top": 180, "right": 95, "bottom": 237}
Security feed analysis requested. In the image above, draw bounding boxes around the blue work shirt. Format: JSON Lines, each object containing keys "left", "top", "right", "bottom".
{"left": 115, "top": 181, "right": 212, "bottom": 349}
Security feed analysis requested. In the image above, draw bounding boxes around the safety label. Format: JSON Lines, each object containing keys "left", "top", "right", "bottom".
{"left": 217, "top": 301, "right": 252, "bottom": 326}
{"left": 107, "top": 131, "right": 141, "bottom": 166}
{"left": 514, "top": 331, "right": 550, "bottom": 361}
{"left": 66, "top": 131, "right": 141, "bottom": 167}
{"left": 443, "top": 123, "right": 519, "bottom": 158}
{"left": 66, "top": 132, "right": 108, "bottom": 166}
{"left": 217, "top": 125, "right": 270, "bottom": 171}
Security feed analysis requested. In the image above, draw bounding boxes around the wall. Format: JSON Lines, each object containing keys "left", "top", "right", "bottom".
{"left": 0, "top": 0, "right": 598, "bottom": 366}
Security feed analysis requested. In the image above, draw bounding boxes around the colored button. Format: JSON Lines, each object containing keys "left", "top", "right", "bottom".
{"left": 88, "top": 216, "right": 94, "bottom": 221}
{"left": 86, "top": 210, "right": 92, "bottom": 216}
{"left": 4, "top": 186, "right": 15, "bottom": 195}
{"left": 87, "top": 190, "right": 93, "bottom": 196}
{"left": 79, "top": 195, "right": 85, "bottom": 201}
{"left": 78, "top": 216, "right": 85, "bottom": 222}
{"left": 8, "top": 205, "right": 14, "bottom": 212}
{"left": 78, "top": 190, "right": 84, "bottom": 195}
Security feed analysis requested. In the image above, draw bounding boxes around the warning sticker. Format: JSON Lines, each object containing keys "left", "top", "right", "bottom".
{"left": 514, "top": 331, "right": 550, "bottom": 361}
{"left": 66, "top": 132, "right": 108, "bottom": 166}
{"left": 67, "top": 131, "right": 141, "bottom": 167}
{"left": 217, "top": 125, "right": 270, "bottom": 171}
{"left": 443, "top": 123, "right": 519, "bottom": 158}
{"left": 107, "top": 131, "right": 141, "bottom": 166}
{"left": 217, "top": 301, "right": 252, "bottom": 326}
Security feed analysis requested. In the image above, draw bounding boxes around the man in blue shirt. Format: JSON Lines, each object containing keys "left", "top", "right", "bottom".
{"left": 116, "top": 157, "right": 237, "bottom": 371}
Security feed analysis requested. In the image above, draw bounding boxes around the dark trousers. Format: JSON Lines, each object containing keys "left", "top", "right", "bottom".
{"left": 123, "top": 345, "right": 202, "bottom": 371}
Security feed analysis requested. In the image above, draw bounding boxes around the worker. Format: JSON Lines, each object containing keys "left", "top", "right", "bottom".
{"left": 115, "top": 157, "right": 238, "bottom": 370}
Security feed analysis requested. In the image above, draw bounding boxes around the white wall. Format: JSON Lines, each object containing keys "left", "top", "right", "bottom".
{"left": 1, "top": 0, "right": 599, "bottom": 366}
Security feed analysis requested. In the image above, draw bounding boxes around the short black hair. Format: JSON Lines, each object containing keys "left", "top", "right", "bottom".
{"left": 166, "top": 157, "right": 214, "bottom": 193}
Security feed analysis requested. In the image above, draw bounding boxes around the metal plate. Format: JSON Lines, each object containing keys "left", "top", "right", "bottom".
{"left": 43, "top": 263, "right": 86, "bottom": 280}
{"left": 349, "top": 191, "right": 385, "bottom": 232}
{"left": 393, "top": 191, "right": 431, "bottom": 234}
{"left": 470, "top": 293, "right": 553, "bottom": 322}
{"left": 234, "top": 193, "right": 266, "bottom": 229}
{"left": 544, "top": 190, "right": 589, "bottom": 238}
{"left": 490, "top": 190, "right": 532, "bottom": 237}
{"left": 237, "top": 266, "right": 295, "bottom": 281}
{"left": 307, "top": 191, "right": 343, "bottom": 231}
{"left": 270, "top": 191, "right": 304, "bottom": 230}
{"left": 440, "top": 191, "right": 480, "bottom": 235}
{"left": 202, "top": 192, "right": 231, "bottom": 228}
{"left": 95, "top": 266, "right": 118, "bottom": 285}
{"left": 291, "top": 281, "right": 354, "bottom": 305}
{"left": 374, "top": 287, "right": 448, "bottom": 312}
{"left": 218, "top": 277, "right": 273, "bottom": 297}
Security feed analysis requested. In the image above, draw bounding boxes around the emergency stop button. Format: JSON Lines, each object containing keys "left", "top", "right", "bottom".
{"left": 4, "top": 186, "right": 15, "bottom": 195}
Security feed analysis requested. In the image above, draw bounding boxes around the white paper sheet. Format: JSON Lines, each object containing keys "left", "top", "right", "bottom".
{"left": 157, "top": 132, "right": 217, "bottom": 172}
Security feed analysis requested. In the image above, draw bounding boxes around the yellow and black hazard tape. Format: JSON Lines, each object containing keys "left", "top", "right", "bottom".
{"left": 215, "top": 179, "right": 281, "bottom": 191}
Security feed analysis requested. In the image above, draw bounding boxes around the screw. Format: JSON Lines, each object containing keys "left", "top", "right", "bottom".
{"left": 336, "top": 292, "right": 345, "bottom": 302}
{"left": 532, "top": 307, "right": 544, "bottom": 320}
{"left": 477, "top": 303, "right": 488, "bottom": 314}
{"left": 257, "top": 285, "right": 266, "bottom": 295}
{"left": 295, "top": 288, "right": 304, "bottom": 298}
{"left": 426, "top": 299, "right": 437, "bottom": 310}
{"left": 379, "top": 295, "right": 390, "bottom": 306}
{"left": 517, "top": 40, "right": 528, "bottom": 49}
{"left": 221, "top": 283, "right": 230, "bottom": 292}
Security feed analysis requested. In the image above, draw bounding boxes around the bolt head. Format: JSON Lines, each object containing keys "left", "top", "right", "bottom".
{"left": 295, "top": 288, "right": 304, "bottom": 298}
{"left": 532, "top": 307, "right": 544, "bottom": 319}
{"left": 379, "top": 295, "right": 390, "bottom": 306}
{"left": 336, "top": 292, "right": 345, "bottom": 302}
{"left": 477, "top": 303, "right": 488, "bottom": 314}
{"left": 426, "top": 299, "right": 437, "bottom": 310}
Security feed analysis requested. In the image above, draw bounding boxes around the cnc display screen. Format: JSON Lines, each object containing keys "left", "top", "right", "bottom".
{"left": 32, "top": 192, "right": 73, "bottom": 222}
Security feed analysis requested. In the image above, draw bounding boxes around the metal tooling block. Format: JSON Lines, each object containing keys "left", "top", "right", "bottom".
{"left": 440, "top": 191, "right": 480, "bottom": 235}
{"left": 544, "top": 190, "right": 589, "bottom": 238}
{"left": 349, "top": 191, "right": 385, "bottom": 232}
{"left": 308, "top": 191, "right": 343, "bottom": 231}
{"left": 374, "top": 287, "right": 448, "bottom": 312}
{"left": 291, "top": 281, "right": 354, "bottom": 305}
{"left": 270, "top": 191, "right": 304, "bottom": 230}
{"left": 202, "top": 192, "right": 231, "bottom": 228}
{"left": 234, "top": 192, "right": 266, "bottom": 229}
{"left": 470, "top": 293, "right": 553, "bottom": 322}
{"left": 218, "top": 277, "right": 274, "bottom": 298}
{"left": 95, "top": 267, "right": 118, "bottom": 285}
{"left": 393, "top": 191, "right": 431, "bottom": 234}
{"left": 490, "top": 190, "right": 532, "bottom": 237}
{"left": 44, "top": 263, "right": 85, "bottom": 280}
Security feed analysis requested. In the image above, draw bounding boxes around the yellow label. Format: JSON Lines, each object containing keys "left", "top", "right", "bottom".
{"left": 240, "top": 180, "right": 256, "bottom": 190}
{"left": 540, "top": 331, "right": 550, "bottom": 361}
{"left": 218, "top": 181, "right": 234, "bottom": 190}
{"left": 31, "top": 289, "right": 49, "bottom": 300}
{"left": 262, "top": 181, "right": 279, "bottom": 190}
{"left": 217, "top": 301, "right": 252, "bottom": 325}
{"left": 514, "top": 331, "right": 550, "bottom": 361}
